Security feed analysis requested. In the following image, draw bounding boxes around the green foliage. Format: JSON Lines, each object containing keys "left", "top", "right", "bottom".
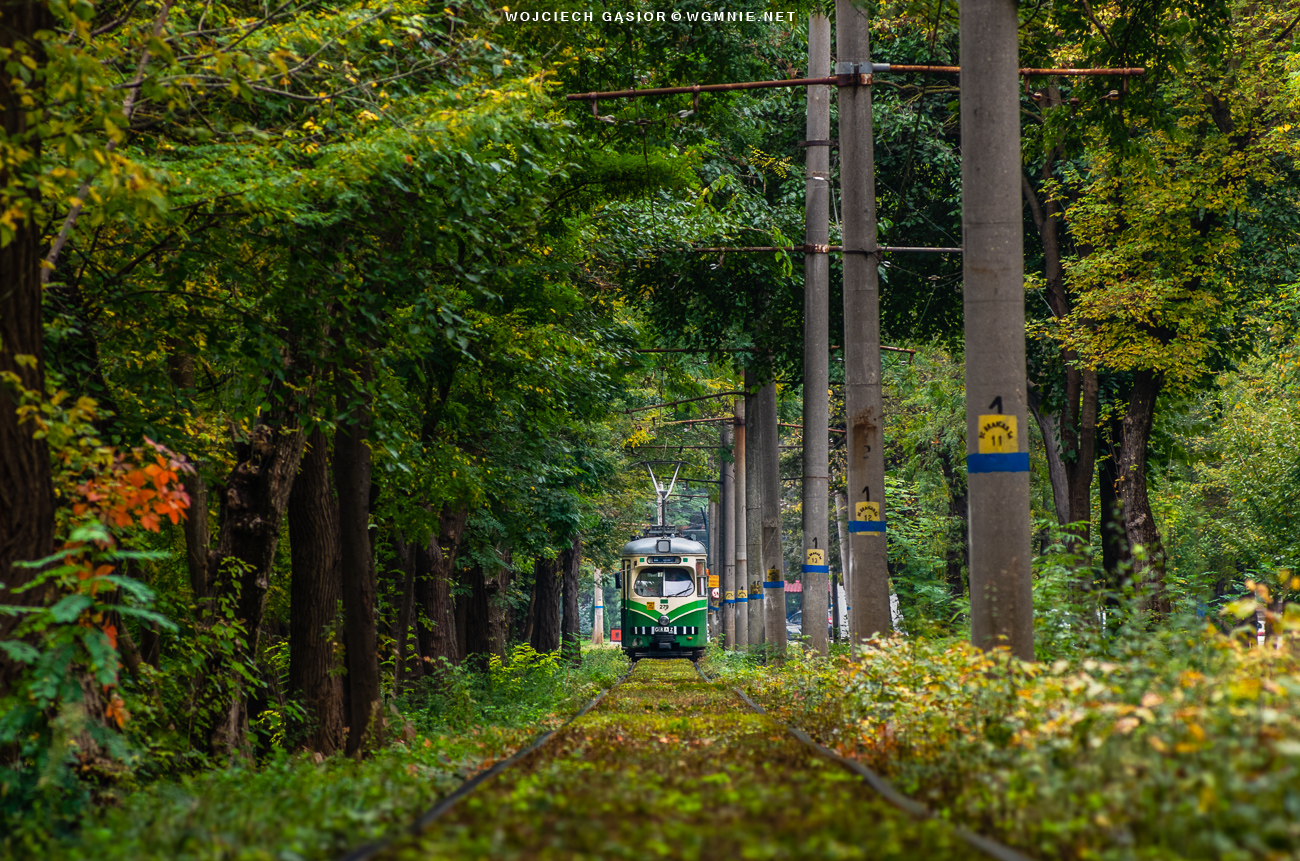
{"left": 408, "top": 645, "right": 629, "bottom": 730}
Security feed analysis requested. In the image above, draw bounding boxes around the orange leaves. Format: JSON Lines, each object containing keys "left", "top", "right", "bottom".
{"left": 104, "top": 694, "right": 130, "bottom": 729}
{"left": 67, "top": 442, "right": 193, "bottom": 541}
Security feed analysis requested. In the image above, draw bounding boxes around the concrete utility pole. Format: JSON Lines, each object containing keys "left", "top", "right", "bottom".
{"left": 592, "top": 568, "right": 604, "bottom": 646}
{"left": 733, "top": 397, "right": 749, "bottom": 649}
{"left": 837, "top": 0, "right": 891, "bottom": 640}
{"left": 708, "top": 496, "right": 720, "bottom": 633}
{"left": 960, "top": 0, "right": 1035, "bottom": 659}
{"left": 722, "top": 422, "right": 737, "bottom": 648}
{"left": 759, "top": 381, "right": 786, "bottom": 658}
{"left": 744, "top": 372, "right": 765, "bottom": 649}
{"left": 834, "top": 487, "right": 851, "bottom": 641}
{"left": 801, "top": 12, "right": 832, "bottom": 656}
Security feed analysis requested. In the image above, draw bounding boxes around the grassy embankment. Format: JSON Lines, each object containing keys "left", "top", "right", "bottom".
{"left": 708, "top": 633, "right": 1300, "bottom": 861}
{"left": 38, "top": 645, "right": 629, "bottom": 861}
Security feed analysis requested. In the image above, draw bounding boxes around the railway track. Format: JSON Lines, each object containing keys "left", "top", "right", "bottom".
{"left": 344, "top": 658, "right": 1031, "bottom": 860}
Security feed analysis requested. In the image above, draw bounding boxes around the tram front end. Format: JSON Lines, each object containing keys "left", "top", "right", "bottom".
{"left": 618, "top": 530, "right": 709, "bottom": 660}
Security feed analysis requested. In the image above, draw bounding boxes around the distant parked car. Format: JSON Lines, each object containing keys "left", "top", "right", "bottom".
{"left": 786, "top": 609, "right": 833, "bottom": 640}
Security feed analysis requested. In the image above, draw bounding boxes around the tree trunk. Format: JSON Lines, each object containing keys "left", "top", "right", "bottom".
{"left": 488, "top": 563, "right": 511, "bottom": 658}
{"left": 288, "top": 427, "right": 345, "bottom": 755}
{"left": 168, "top": 351, "right": 211, "bottom": 599}
{"left": 1022, "top": 137, "right": 1100, "bottom": 546}
{"left": 530, "top": 556, "right": 561, "bottom": 653}
{"left": 0, "top": 0, "right": 56, "bottom": 698}
{"left": 936, "top": 451, "right": 969, "bottom": 601}
{"left": 559, "top": 536, "right": 582, "bottom": 667}
{"left": 454, "top": 582, "right": 469, "bottom": 662}
{"left": 1066, "top": 369, "right": 1099, "bottom": 528}
{"left": 388, "top": 531, "right": 416, "bottom": 694}
{"left": 334, "top": 358, "right": 380, "bottom": 756}
{"left": 416, "top": 505, "right": 467, "bottom": 668}
{"left": 833, "top": 487, "right": 850, "bottom": 641}
{"left": 208, "top": 417, "right": 307, "bottom": 756}
{"left": 1099, "top": 434, "right": 1127, "bottom": 591}
{"left": 1029, "top": 401, "right": 1072, "bottom": 527}
{"left": 1117, "top": 370, "right": 1168, "bottom": 616}
{"left": 465, "top": 569, "right": 509, "bottom": 671}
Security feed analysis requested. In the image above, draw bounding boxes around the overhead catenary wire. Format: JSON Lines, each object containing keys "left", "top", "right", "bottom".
{"left": 565, "top": 64, "right": 1146, "bottom": 102}
{"left": 624, "top": 391, "right": 744, "bottom": 414}
{"left": 666, "top": 245, "right": 962, "bottom": 254}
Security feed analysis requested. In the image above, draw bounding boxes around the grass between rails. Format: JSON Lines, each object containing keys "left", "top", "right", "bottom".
{"left": 380, "top": 657, "right": 985, "bottom": 860}
{"left": 35, "top": 646, "right": 629, "bottom": 861}
{"left": 711, "top": 633, "right": 1300, "bottom": 861}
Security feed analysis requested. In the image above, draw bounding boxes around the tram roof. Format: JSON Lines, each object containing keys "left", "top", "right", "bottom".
{"left": 620, "top": 534, "right": 707, "bottom": 557}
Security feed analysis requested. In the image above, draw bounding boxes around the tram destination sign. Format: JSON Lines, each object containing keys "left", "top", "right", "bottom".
{"left": 648, "top": 555, "right": 681, "bottom": 564}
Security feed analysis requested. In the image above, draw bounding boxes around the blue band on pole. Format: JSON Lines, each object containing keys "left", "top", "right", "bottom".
{"left": 594, "top": 605, "right": 602, "bottom": 610}
{"left": 802, "top": 564, "right": 829, "bottom": 573}
{"left": 737, "top": 596, "right": 748, "bottom": 602}
{"left": 724, "top": 599, "right": 735, "bottom": 603}
{"left": 750, "top": 591, "right": 762, "bottom": 599}
{"left": 763, "top": 581, "right": 784, "bottom": 589}
{"left": 966, "top": 452, "right": 1030, "bottom": 473}
{"left": 848, "top": 520, "right": 886, "bottom": 533}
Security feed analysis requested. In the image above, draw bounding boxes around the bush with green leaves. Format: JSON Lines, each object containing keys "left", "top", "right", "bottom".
{"left": 741, "top": 618, "right": 1300, "bottom": 861}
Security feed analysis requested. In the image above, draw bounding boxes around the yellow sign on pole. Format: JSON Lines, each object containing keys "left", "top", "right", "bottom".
{"left": 708, "top": 574, "right": 719, "bottom": 587}
{"left": 725, "top": 590, "right": 734, "bottom": 601}
{"left": 806, "top": 548, "right": 825, "bottom": 566}
{"left": 738, "top": 588, "right": 747, "bottom": 600}
{"left": 855, "top": 501, "right": 880, "bottom": 521}
{"left": 977, "top": 414, "right": 1018, "bottom": 453}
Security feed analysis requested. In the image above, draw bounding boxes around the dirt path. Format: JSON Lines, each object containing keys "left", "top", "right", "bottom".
{"left": 380, "top": 658, "right": 985, "bottom": 860}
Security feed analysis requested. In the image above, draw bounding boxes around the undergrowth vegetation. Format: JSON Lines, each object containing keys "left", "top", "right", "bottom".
{"left": 733, "top": 630, "right": 1300, "bottom": 860}
{"left": 16, "top": 646, "right": 628, "bottom": 861}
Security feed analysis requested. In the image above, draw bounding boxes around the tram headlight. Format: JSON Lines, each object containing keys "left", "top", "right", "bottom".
{"left": 658, "top": 614, "right": 670, "bottom": 626}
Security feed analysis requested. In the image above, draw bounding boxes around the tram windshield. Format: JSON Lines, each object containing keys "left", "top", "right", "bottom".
{"left": 633, "top": 567, "right": 695, "bottom": 598}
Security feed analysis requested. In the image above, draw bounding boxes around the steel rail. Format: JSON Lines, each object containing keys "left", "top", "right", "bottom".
{"left": 337, "top": 668, "right": 633, "bottom": 861}
{"left": 691, "top": 662, "right": 1034, "bottom": 861}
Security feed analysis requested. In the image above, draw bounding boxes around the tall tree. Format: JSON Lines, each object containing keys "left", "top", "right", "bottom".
{"left": 287, "top": 428, "right": 344, "bottom": 755}
{"left": 335, "top": 359, "right": 380, "bottom": 756}
{"left": 559, "top": 536, "right": 582, "bottom": 666}
{"left": 0, "top": 0, "right": 56, "bottom": 697}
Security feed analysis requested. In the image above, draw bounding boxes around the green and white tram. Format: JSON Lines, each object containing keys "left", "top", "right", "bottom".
{"left": 617, "top": 527, "right": 709, "bottom": 660}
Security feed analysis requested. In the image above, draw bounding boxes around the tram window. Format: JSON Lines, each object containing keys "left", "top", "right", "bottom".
{"left": 633, "top": 567, "right": 695, "bottom": 598}
{"left": 664, "top": 569, "right": 694, "bottom": 597}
